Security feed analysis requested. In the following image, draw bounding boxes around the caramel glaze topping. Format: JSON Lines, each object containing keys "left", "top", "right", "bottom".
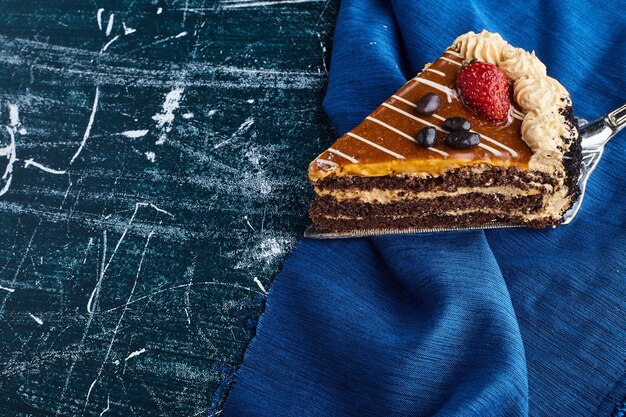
{"left": 309, "top": 50, "right": 534, "bottom": 181}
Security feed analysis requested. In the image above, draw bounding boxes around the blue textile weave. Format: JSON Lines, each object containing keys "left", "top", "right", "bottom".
{"left": 221, "top": 1, "right": 626, "bottom": 416}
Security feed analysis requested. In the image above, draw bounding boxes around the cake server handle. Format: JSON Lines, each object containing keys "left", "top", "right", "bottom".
{"left": 579, "top": 103, "right": 626, "bottom": 149}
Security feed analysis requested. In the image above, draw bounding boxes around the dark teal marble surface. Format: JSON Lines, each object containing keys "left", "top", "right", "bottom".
{"left": 0, "top": 0, "right": 338, "bottom": 415}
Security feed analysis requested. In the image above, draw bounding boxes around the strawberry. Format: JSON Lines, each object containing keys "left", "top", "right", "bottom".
{"left": 456, "top": 61, "right": 510, "bottom": 122}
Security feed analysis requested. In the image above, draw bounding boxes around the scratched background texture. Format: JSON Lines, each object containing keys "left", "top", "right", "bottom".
{"left": 0, "top": 0, "right": 339, "bottom": 415}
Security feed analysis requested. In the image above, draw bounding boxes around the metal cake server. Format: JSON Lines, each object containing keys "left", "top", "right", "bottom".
{"left": 304, "top": 103, "right": 626, "bottom": 239}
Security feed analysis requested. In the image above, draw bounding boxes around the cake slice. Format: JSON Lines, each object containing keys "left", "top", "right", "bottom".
{"left": 308, "top": 30, "right": 581, "bottom": 233}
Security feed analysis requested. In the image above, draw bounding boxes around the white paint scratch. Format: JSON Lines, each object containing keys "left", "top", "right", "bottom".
{"left": 101, "top": 35, "right": 120, "bottom": 52}
{"left": 182, "top": 112, "right": 194, "bottom": 119}
{"left": 84, "top": 230, "right": 154, "bottom": 410}
{"left": 28, "top": 313, "right": 43, "bottom": 325}
{"left": 98, "top": 395, "right": 110, "bottom": 416}
{"left": 0, "top": 102, "right": 23, "bottom": 197}
{"left": 55, "top": 240, "right": 95, "bottom": 417}
{"left": 235, "top": 236, "right": 292, "bottom": 270}
{"left": 145, "top": 151, "right": 155, "bottom": 162}
{"left": 122, "top": 22, "right": 136, "bottom": 35}
{"left": 213, "top": 117, "right": 254, "bottom": 149}
{"left": 0, "top": 225, "right": 39, "bottom": 317}
{"left": 120, "top": 129, "right": 149, "bottom": 138}
{"left": 87, "top": 231, "right": 107, "bottom": 314}
{"left": 182, "top": 0, "right": 190, "bottom": 23}
{"left": 125, "top": 348, "right": 146, "bottom": 361}
{"left": 0, "top": 126, "right": 16, "bottom": 196}
{"left": 23, "top": 159, "right": 67, "bottom": 175}
{"left": 182, "top": 258, "right": 195, "bottom": 328}
{"left": 207, "top": 109, "right": 217, "bottom": 117}
{"left": 157, "top": 7, "right": 163, "bottom": 14}
{"left": 70, "top": 86, "right": 99, "bottom": 164}
{"left": 0, "top": 286, "right": 15, "bottom": 293}
{"left": 59, "top": 179, "right": 73, "bottom": 209}
{"left": 152, "top": 87, "right": 184, "bottom": 145}
{"left": 147, "top": 203, "right": 173, "bottom": 217}
{"left": 103, "top": 202, "right": 173, "bottom": 220}
{"left": 9, "top": 104, "right": 19, "bottom": 129}
{"left": 253, "top": 277, "right": 268, "bottom": 295}
{"left": 96, "top": 8, "right": 105, "bottom": 31}
{"left": 320, "top": 40, "right": 328, "bottom": 74}
{"left": 19, "top": 44, "right": 323, "bottom": 89}
{"left": 100, "top": 281, "right": 259, "bottom": 314}
{"left": 126, "top": 32, "right": 191, "bottom": 53}
{"left": 246, "top": 99, "right": 255, "bottom": 104}
{"left": 243, "top": 215, "right": 255, "bottom": 232}
{"left": 105, "top": 13, "right": 114, "bottom": 36}
{"left": 102, "top": 205, "right": 139, "bottom": 275}
{"left": 83, "top": 238, "right": 94, "bottom": 265}
{"left": 85, "top": 379, "right": 98, "bottom": 410}
{"left": 221, "top": 0, "right": 322, "bottom": 9}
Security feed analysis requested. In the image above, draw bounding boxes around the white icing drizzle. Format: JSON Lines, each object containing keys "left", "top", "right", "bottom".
{"left": 424, "top": 68, "right": 446, "bottom": 76}
{"left": 477, "top": 143, "right": 504, "bottom": 157}
{"left": 391, "top": 95, "right": 418, "bottom": 107}
{"left": 382, "top": 103, "right": 447, "bottom": 133}
{"left": 328, "top": 147, "right": 358, "bottom": 163}
{"left": 346, "top": 132, "right": 406, "bottom": 160}
{"left": 366, "top": 116, "right": 417, "bottom": 142}
{"left": 411, "top": 77, "right": 457, "bottom": 102}
{"left": 366, "top": 116, "right": 449, "bottom": 157}
{"left": 422, "top": 146, "right": 449, "bottom": 157}
{"left": 444, "top": 49, "right": 464, "bottom": 59}
{"left": 474, "top": 131, "right": 519, "bottom": 157}
{"left": 510, "top": 108, "right": 525, "bottom": 120}
{"left": 381, "top": 103, "right": 506, "bottom": 157}
{"left": 316, "top": 159, "right": 338, "bottom": 169}
{"left": 398, "top": 65, "right": 519, "bottom": 157}
{"left": 439, "top": 57, "right": 462, "bottom": 66}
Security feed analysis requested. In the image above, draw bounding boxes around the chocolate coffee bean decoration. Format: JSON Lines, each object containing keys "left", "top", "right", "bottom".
{"left": 414, "top": 93, "right": 441, "bottom": 116}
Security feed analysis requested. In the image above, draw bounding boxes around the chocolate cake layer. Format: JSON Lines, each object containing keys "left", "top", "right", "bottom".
{"left": 310, "top": 193, "right": 545, "bottom": 221}
{"left": 313, "top": 211, "right": 552, "bottom": 232}
{"left": 314, "top": 166, "right": 556, "bottom": 193}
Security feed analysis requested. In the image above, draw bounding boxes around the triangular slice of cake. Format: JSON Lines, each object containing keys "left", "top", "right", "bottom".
{"left": 308, "top": 30, "right": 581, "bottom": 233}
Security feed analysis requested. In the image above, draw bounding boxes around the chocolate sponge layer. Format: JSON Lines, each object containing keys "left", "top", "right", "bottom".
{"left": 308, "top": 166, "right": 557, "bottom": 232}
{"left": 314, "top": 166, "right": 556, "bottom": 193}
{"left": 313, "top": 212, "right": 551, "bottom": 232}
{"left": 310, "top": 193, "right": 544, "bottom": 220}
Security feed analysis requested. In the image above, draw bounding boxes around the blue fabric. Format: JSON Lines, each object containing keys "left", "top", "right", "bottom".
{"left": 221, "top": 1, "right": 626, "bottom": 416}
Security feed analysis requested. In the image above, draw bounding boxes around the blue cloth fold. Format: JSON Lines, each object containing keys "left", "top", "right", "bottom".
{"left": 222, "top": 1, "right": 625, "bottom": 415}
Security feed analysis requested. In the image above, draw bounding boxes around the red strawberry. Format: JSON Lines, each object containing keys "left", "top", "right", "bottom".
{"left": 456, "top": 61, "right": 510, "bottom": 122}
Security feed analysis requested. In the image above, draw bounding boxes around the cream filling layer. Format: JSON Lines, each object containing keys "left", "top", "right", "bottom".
{"left": 315, "top": 186, "right": 544, "bottom": 204}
